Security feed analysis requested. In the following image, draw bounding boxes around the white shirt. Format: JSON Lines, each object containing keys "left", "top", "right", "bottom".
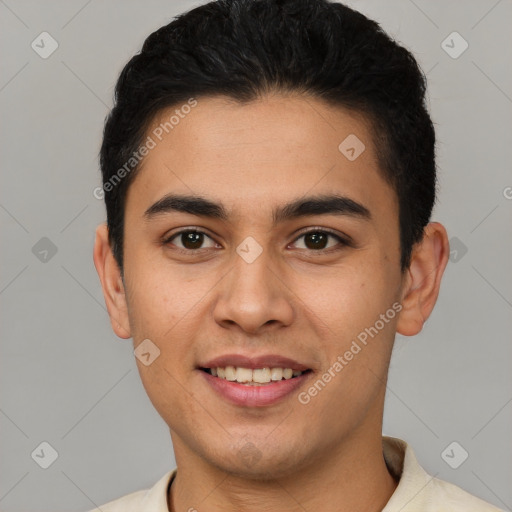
{"left": 88, "top": 436, "right": 503, "bottom": 511}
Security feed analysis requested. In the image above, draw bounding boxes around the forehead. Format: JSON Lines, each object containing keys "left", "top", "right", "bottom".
{"left": 125, "top": 94, "right": 397, "bottom": 224}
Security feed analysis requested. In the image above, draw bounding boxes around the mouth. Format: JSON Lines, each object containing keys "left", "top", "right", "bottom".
{"left": 197, "top": 354, "right": 314, "bottom": 407}
{"left": 199, "top": 366, "right": 312, "bottom": 385}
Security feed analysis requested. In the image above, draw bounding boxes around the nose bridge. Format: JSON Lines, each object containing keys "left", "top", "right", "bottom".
{"left": 233, "top": 241, "right": 274, "bottom": 295}
{"left": 213, "top": 236, "right": 294, "bottom": 332}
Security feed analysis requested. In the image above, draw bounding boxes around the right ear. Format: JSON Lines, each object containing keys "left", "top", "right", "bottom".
{"left": 93, "top": 223, "right": 131, "bottom": 339}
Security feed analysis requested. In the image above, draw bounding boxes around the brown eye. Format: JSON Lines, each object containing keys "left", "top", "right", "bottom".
{"left": 165, "top": 230, "right": 217, "bottom": 251}
{"left": 292, "top": 230, "right": 348, "bottom": 251}
{"left": 304, "top": 232, "right": 329, "bottom": 250}
{"left": 180, "top": 231, "right": 204, "bottom": 249}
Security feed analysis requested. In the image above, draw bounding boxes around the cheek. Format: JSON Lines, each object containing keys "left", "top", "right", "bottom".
{"left": 298, "top": 266, "right": 397, "bottom": 395}
{"left": 124, "top": 261, "right": 197, "bottom": 340}
{"left": 301, "top": 267, "right": 391, "bottom": 338}
{"left": 136, "top": 361, "right": 191, "bottom": 436}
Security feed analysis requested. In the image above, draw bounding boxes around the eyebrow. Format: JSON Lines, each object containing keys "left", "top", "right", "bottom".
{"left": 143, "top": 193, "right": 371, "bottom": 224}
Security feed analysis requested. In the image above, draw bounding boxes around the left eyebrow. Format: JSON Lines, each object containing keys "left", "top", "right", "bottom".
{"left": 143, "top": 193, "right": 372, "bottom": 224}
{"left": 273, "top": 194, "right": 371, "bottom": 223}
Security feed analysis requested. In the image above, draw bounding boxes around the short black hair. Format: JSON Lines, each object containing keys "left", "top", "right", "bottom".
{"left": 99, "top": 0, "right": 436, "bottom": 274}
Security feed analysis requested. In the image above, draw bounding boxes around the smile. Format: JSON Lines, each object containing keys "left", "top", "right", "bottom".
{"left": 199, "top": 367, "right": 312, "bottom": 407}
{"left": 201, "top": 366, "right": 309, "bottom": 385}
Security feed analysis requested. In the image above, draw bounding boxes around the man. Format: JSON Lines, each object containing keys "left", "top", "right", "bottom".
{"left": 91, "top": 0, "right": 501, "bottom": 510}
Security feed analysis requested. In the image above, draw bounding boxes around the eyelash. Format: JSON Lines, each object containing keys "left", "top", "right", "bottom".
{"left": 162, "top": 227, "right": 352, "bottom": 255}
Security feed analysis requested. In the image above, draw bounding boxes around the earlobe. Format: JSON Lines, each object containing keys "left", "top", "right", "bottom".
{"left": 396, "top": 222, "right": 450, "bottom": 337}
{"left": 93, "top": 223, "right": 132, "bottom": 339}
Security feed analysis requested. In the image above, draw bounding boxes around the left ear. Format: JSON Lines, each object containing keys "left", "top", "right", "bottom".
{"left": 396, "top": 222, "right": 450, "bottom": 336}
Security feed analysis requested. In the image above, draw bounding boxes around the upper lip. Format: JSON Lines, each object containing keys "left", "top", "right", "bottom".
{"left": 199, "top": 353, "right": 311, "bottom": 372}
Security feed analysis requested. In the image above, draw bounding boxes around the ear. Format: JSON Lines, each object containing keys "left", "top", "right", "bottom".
{"left": 396, "top": 222, "right": 450, "bottom": 336}
{"left": 93, "top": 223, "right": 131, "bottom": 339}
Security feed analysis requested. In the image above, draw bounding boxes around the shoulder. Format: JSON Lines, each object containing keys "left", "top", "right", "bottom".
{"left": 382, "top": 437, "right": 503, "bottom": 512}
{"left": 426, "top": 475, "right": 504, "bottom": 511}
{"left": 86, "top": 469, "right": 176, "bottom": 512}
{"left": 87, "top": 489, "right": 146, "bottom": 512}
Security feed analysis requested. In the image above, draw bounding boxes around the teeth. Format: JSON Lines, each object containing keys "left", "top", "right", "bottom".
{"left": 253, "top": 368, "right": 271, "bottom": 383}
{"left": 208, "top": 366, "right": 304, "bottom": 384}
{"left": 283, "top": 368, "right": 293, "bottom": 379}
{"left": 224, "top": 366, "right": 236, "bottom": 381}
{"left": 236, "top": 367, "right": 253, "bottom": 383}
{"left": 271, "top": 368, "right": 283, "bottom": 381}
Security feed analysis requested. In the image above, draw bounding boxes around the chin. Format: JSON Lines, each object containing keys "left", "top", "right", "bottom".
{"left": 208, "top": 443, "right": 312, "bottom": 481}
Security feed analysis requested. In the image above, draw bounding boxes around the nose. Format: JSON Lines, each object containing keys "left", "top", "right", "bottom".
{"left": 212, "top": 244, "right": 294, "bottom": 335}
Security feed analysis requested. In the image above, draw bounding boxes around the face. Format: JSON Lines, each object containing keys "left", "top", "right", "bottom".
{"left": 109, "top": 94, "right": 408, "bottom": 478}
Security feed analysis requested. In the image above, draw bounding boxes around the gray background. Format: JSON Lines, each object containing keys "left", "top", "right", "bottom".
{"left": 1, "top": 0, "right": 511, "bottom": 510}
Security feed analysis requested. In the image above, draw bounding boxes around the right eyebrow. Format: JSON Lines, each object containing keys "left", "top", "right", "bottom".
{"left": 144, "top": 194, "right": 228, "bottom": 221}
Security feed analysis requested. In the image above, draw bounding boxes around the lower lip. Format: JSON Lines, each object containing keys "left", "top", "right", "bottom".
{"left": 199, "top": 370, "right": 311, "bottom": 407}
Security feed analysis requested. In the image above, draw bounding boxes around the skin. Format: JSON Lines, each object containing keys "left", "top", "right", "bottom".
{"left": 94, "top": 93, "right": 449, "bottom": 512}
